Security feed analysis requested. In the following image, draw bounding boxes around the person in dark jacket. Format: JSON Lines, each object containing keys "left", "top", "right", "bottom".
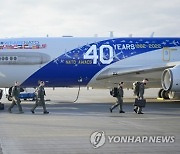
{"left": 110, "top": 82, "right": 125, "bottom": 113}
{"left": 31, "top": 81, "right": 49, "bottom": 114}
{"left": 134, "top": 78, "right": 149, "bottom": 114}
{"left": 8, "top": 81, "right": 24, "bottom": 113}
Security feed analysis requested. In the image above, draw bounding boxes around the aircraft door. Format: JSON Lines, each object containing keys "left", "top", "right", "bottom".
{"left": 162, "top": 48, "right": 170, "bottom": 61}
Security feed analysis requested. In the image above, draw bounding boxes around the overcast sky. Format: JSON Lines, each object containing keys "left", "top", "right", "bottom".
{"left": 0, "top": 0, "right": 180, "bottom": 38}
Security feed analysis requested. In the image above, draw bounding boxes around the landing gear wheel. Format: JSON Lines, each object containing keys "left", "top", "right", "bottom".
{"left": 161, "top": 90, "right": 169, "bottom": 99}
{"left": 158, "top": 89, "right": 164, "bottom": 98}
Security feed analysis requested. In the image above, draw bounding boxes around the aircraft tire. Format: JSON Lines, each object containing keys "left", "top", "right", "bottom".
{"left": 158, "top": 89, "right": 164, "bottom": 98}
{"left": 161, "top": 90, "right": 170, "bottom": 99}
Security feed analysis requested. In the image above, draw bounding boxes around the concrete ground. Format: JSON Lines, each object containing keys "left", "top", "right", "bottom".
{"left": 0, "top": 88, "right": 180, "bottom": 154}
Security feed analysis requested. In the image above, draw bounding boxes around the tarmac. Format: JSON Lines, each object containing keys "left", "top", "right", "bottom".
{"left": 0, "top": 88, "right": 180, "bottom": 154}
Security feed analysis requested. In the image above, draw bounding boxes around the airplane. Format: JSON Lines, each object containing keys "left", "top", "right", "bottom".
{"left": 0, "top": 36, "right": 180, "bottom": 100}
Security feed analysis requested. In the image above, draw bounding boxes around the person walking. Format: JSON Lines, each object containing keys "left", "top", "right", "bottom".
{"left": 110, "top": 82, "right": 125, "bottom": 113}
{"left": 134, "top": 78, "right": 149, "bottom": 114}
{"left": 31, "top": 81, "right": 49, "bottom": 114}
{"left": 8, "top": 81, "right": 24, "bottom": 113}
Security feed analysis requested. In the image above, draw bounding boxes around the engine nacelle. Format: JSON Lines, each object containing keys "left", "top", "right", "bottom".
{"left": 161, "top": 65, "right": 180, "bottom": 91}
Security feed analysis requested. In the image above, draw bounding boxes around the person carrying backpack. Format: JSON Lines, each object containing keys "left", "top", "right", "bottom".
{"left": 110, "top": 82, "right": 125, "bottom": 113}
{"left": 133, "top": 78, "right": 149, "bottom": 114}
{"left": 8, "top": 81, "right": 24, "bottom": 113}
{"left": 133, "top": 81, "right": 140, "bottom": 96}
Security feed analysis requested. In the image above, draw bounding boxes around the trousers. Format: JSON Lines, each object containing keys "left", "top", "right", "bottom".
{"left": 31, "top": 98, "right": 47, "bottom": 112}
{"left": 8, "top": 97, "right": 23, "bottom": 112}
{"left": 111, "top": 97, "right": 123, "bottom": 111}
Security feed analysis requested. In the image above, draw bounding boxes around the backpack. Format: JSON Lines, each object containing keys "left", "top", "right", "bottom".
{"left": 110, "top": 87, "right": 118, "bottom": 97}
{"left": 133, "top": 81, "right": 140, "bottom": 95}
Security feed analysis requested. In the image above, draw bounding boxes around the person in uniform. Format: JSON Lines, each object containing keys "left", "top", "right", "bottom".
{"left": 134, "top": 78, "right": 149, "bottom": 114}
{"left": 110, "top": 82, "right": 125, "bottom": 113}
{"left": 31, "top": 81, "right": 49, "bottom": 114}
{"left": 34, "top": 80, "right": 41, "bottom": 104}
{"left": 8, "top": 81, "right": 24, "bottom": 113}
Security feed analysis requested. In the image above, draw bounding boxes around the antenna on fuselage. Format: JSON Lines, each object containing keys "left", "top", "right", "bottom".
{"left": 94, "top": 34, "right": 98, "bottom": 37}
{"left": 109, "top": 31, "right": 114, "bottom": 37}
{"left": 150, "top": 32, "right": 154, "bottom": 37}
{"left": 129, "top": 34, "right": 133, "bottom": 37}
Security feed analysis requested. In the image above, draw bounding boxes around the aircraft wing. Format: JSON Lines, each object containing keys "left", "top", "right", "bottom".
{"left": 96, "top": 65, "right": 174, "bottom": 80}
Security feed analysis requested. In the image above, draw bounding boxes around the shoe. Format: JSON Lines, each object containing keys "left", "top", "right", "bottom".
{"left": 31, "top": 110, "right": 35, "bottom": 114}
{"left": 134, "top": 109, "right": 137, "bottom": 113}
{"left": 138, "top": 112, "right": 144, "bottom": 114}
{"left": 119, "top": 111, "right": 125, "bottom": 113}
{"left": 44, "top": 111, "right": 49, "bottom": 114}
{"left": 109, "top": 108, "right": 112, "bottom": 113}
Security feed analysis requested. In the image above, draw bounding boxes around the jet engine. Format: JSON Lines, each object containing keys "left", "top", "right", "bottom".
{"left": 161, "top": 65, "right": 180, "bottom": 92}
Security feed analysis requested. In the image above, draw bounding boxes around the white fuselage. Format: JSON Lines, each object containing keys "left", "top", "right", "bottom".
{"left": 0, "top": 37, "right": 179, "bottom": 89}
